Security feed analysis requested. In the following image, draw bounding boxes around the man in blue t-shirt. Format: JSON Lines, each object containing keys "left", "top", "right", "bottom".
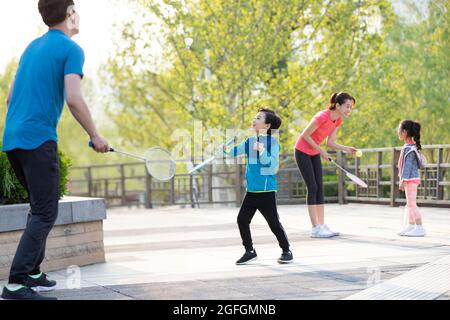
{"left": 1, "top": 0, "right": 110, "bottom": 300}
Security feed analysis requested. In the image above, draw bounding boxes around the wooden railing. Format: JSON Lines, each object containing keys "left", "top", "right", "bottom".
{"left": 339, "top": 145, "right": 450, "bottom": 207}
{"left": 68, "top": 145, "right": 450, "bottom": 208}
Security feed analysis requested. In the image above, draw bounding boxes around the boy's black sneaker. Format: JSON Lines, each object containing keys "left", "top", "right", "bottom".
{"left": 26, "top": 273, "right": 57, "bottom": 292}
{"left": 278, "top": 251, "right": 294, "bottom": 264}
{"left": 236, "top": 250, "right": 258, "bottom": 265}
{"left": 1, "top": 286, "right": 57, "bottom": 300}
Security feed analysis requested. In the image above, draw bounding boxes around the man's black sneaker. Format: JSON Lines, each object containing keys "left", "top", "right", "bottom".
{"left": 236, "top": 250, "right": 258, "bottom": 265}
{"left": 26, "top": 273, "right": 57, "bottom": 292}
{"left": 278, "top": 251, "right": 294, "bottom": 264}
{"left": 1, "top": 286, "right": 57, "bottom": 300}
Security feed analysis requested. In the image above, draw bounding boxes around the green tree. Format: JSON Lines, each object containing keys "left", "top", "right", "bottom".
{"left": 0, "top": 59, "right": 115, "bottom": 167}
{"left": 106, "top": 0, "right": 398, "bottom": 152}
{"left": 336, "top": 0, "right": 449, "bottom": 154}
{"left": 57, "top": 77, "right": 122, "bottom": 166}
{"left": 0, "top": 59, "right": 17, "bottom": 134}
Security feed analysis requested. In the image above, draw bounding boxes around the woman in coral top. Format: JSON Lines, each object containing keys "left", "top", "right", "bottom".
{"left": 295, "top": 92, "right": 358, "bottom": 238}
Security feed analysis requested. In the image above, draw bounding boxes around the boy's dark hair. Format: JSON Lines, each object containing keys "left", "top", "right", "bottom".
{"left": 38, "top": 0, "right": 74, "bottom": 27}
{"left": 258, "top": 108, "right": 282, "bottom": 132}
{"left": 328, "top": 92, "right": 356, "bottom": 110}
{"left": 400, "top": 120, "right": 422, "bottom": 150}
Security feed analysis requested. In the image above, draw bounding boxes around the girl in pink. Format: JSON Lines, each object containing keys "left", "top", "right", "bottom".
{"left": 397, "top": 120, "right": 426, "bottom": 237}
{"left": 295, "top": 92, "right": 358, "bottom": 238}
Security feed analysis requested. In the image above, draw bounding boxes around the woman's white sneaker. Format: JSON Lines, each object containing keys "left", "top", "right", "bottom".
{"left": 310, "top": 226, "right": 322, "bottom": 238}
{"left": 311, "top": 225, "right": 334, "bottom": 238}
{"left": 398, "top": 224, "right": 415, "bottom": 236}
{"left": 322, "top": 224, "right": 340, "bottom": 237}
{"left": 403, "top": 225, "right": 426, "bottom": 237}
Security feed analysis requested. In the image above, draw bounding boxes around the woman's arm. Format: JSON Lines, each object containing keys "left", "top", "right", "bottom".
{"left": 300, "top": 119, "right": 330, "bottom": 161}
{"left": 327, "top": 128, "right": 357, "bottom": 155}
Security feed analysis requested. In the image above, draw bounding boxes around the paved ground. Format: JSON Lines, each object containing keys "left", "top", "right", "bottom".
{"left": 1, "top": 203, "right": 449, "bottom": 300}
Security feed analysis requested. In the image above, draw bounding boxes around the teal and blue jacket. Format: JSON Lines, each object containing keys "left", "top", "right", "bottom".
{"left": 225, "top": 135, "right": 280, "bottom": 192}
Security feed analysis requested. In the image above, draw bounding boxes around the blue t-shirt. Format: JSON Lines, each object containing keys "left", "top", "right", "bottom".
{"left": 2, "top": 29, "right": 84, "bottom": 151}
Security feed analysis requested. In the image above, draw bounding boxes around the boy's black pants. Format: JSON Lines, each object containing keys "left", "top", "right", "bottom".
{"left": 237, "top": 192, "right": 290, "bottom": 252}
{"left": 6, "top": 141, "right": 60, "bottom": 285}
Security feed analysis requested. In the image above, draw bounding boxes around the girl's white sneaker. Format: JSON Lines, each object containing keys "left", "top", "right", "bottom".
{"left": 403, "top": 225, "right": 426, "bottom": 237}
{"left": 398, "top": 224, "right": 415, "bottom": 236}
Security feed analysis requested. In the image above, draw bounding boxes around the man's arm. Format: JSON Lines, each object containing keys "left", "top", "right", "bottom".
{"left": 64, "top": 74, "right": 109, "bottom": 153}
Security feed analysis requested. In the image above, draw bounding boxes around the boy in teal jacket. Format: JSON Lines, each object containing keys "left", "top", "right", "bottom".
{"left": 225, "top": 108, "right": 293, "bottom": 265}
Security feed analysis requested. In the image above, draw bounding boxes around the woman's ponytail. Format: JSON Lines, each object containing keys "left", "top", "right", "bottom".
{"left": 328, "top": 92, "right": 355, "bottom": 110}
{"left": 328, "top": 93, "right": 339, "bottom": 110}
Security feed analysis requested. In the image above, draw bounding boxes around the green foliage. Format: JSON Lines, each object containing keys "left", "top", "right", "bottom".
{"left": 0, "top": 143, "right": 72, "bottom": 205}
{"left": 0, "top": 59, "right": 73, "bottom": 204}
{"left": 1, "top": 0, "right": 448, "bottom": 170}
{"left": 0, "top": 149, "right": 27, "bottom": 204}
{"left": 0, "top": 59, "right": 118, "bottom": 167}
{"left": 58, "top": 149, "right": 72, "bottom": 199}
{"left": 0, "top": 60, "right": 17, "bottom": 135}
{"left": 323, "top": 174, "right": 339, "bottom": 197}
{"left": 104, "top": 0, "right": 448, "bottom": 155}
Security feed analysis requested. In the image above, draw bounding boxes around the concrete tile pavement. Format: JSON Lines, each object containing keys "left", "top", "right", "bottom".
{"left": 1, "top": 203, "right": 449, "bottom": 300}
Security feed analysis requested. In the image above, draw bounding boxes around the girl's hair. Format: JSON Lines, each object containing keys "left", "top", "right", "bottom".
{"left": 328, "top": 92, "right": 356, "bottom": 110}
{"left": 400, "top": 120, "right": 422, "bottom": 150}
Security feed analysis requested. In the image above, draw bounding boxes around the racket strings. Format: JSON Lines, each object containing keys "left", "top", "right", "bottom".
{"left": 144, "top": 148, "right": 176, "bottom": 181}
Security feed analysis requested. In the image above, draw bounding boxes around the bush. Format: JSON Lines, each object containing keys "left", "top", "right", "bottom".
{"left": 323, "top": 174, "right": 338, "bottom": 197}
{"left": 0, "top": 143, "right": 72, "bottom": 205}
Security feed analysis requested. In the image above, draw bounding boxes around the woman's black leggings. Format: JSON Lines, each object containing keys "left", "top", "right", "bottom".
{"left": 295, "top": 149, "right": 324, "bottom": 205}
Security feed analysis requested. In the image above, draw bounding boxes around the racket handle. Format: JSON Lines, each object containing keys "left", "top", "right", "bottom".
{"left": 89, "top": 141, "right": 114, "bottom": 152}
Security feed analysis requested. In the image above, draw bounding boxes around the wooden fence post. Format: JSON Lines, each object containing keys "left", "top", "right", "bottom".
{"left": 104, "top": 179, "right": 109, "bottom": 207}
{"left": 337, "top": 151, "right": 347, "bottom": 204}
{"left": 190, "top": 175, "right": 195, "bottom": 208}
{"left": 287, "top": 170, "right": 293, "bottom": 202}
{"left": 120, "top": 164, "right": 126, "bottom": 206}
{"left": 377, "top": 152, "right": 383, "bottom": 198}
{"left": 144, "top": 172, "right": 152, "bottom": 209}
{"left": 390, "top": 148, "right": 400, "bottom": 207}
{"left": 437, "top": 148, "right": 444, "bottom": 200}
{"left": 87, "top": 167, "right": 93, "bottom": 197}
{"left": 170, "top": 178, "right": 175, "bottom": 205}
{"left": 208, "top": 165, "right": 213, "bottom": 203}
{"left": 235, "top": 162, "right": 242, "bottom": 207}
{"left": 355, "top": 153, "right": 360, "bottom": 199}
